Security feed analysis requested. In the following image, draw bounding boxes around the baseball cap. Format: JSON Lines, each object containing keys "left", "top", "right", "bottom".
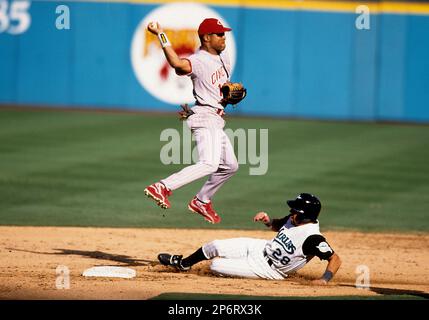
{"left": 198, "top": 18, "right": 232, "bottom": 36}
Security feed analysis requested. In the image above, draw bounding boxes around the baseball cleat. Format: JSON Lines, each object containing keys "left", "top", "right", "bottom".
{"left": 188, "top": 197, "right": 221, "bottom": 224}
{"left": 157, "top": 253, "right": 191, "bottom": 271}
{"left": 144, "top": 182, "right": 172, "bottom": 209}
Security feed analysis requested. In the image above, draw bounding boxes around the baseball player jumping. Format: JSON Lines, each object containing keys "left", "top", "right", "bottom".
{"left": 158, "top": 193, "right": 342, "bottom": 285}
{"left": 144, "top": 18, "right": 246, "bottom": 224}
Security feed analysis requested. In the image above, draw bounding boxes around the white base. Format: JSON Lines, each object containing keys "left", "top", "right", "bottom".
{"left": 82, "top": 266, "right": 136, "bottom": 279}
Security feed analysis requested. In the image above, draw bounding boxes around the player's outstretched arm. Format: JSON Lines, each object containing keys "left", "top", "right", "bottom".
{"left": 147, "top": 22, "right": 191, "bottom": 75}
{"left": 253, "top": 212, "right": 272, "bottom": 227}
{"left": 311, "top": 253, "right": 342, "bottom": 285}
{"left": 253, "top": 212, "right": 288, "bottom": 232}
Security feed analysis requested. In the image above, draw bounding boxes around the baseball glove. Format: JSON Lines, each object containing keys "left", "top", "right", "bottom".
{"left": 220, "top": 82, "right": 247, "bottom": 106}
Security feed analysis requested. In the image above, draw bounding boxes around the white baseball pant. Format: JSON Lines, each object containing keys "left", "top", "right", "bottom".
{"left": 202, "top": 238, "right": 285, "bottom": 280}
{"left": 161, "top": 106, "right": 238, "bottom": 202}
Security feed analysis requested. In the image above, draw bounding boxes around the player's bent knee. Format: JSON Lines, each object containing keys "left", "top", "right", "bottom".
{"left": 229, "top": 161, "right": 239, "bottom": 173}
{"left": 202, "top": 240, "right": 220, "bottom": 259}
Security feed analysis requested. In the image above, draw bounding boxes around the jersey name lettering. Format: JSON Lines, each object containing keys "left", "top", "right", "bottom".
{"left": 211, "top": 66, "right": 226, "bottom": 85}
{"left": 274, "top": 232, "right": 296, "bottom": 254}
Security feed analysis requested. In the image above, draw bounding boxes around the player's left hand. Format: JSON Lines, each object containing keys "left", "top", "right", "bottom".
{"left": 310, "top": 279, "right": 328, "bottom": 286}
{"left": 253, "top": 212, "right": 270, "bottom": 223}
{"left": 220, "top": 82, "right": 247, "bottom": 106}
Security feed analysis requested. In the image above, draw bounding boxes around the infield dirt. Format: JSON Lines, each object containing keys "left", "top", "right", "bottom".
{"left": 0, "top": 226, "right": 428, "bottom": 299}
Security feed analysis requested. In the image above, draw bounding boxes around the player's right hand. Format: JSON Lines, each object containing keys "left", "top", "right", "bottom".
{"left": 147, "top": 21, "right": 162, "bottom": 35}
{"left": 310, "top": 279, "right": 328, "bottom": 286}
{"left": 253, "top": 212, "right": 270, "bottom": 223}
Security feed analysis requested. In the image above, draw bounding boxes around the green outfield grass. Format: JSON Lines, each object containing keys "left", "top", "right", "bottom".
{"left": 1, "top": 108, "right": 428, "bottom": 232}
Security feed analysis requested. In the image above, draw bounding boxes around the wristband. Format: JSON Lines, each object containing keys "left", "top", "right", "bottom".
{"left": 321, "top": 271, "right": 333, "bottom": 282}
{"left": 158, "top": 32, "right": 171, "bottom": 48}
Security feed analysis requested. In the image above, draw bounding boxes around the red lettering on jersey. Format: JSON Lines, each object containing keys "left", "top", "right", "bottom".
{"left": 211, "top": 67, "right": 226, "bottom": 85}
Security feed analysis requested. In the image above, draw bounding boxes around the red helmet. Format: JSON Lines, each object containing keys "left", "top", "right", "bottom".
{"left": 198, "top": 18, "right": 232, "bottom": 36}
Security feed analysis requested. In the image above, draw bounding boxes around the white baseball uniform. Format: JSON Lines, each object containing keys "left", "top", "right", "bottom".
{"left": 161, "top": 49, "right": 238, "bottom": 202}
{"left": 201, "top": 216, "right": 335, "bottom": 279}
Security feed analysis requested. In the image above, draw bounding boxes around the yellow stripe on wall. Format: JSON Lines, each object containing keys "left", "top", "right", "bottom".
{"left": 60, "top": 0, "right": 429, "bottom": 16}
{"left": 236, "top": 1, "right": 429, "bottom": 14}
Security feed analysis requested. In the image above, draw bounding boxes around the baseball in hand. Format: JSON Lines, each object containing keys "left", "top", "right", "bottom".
{"left": 148, "top": 22, "right": 158, "bottom": 30}
{"left": 254, "top": 212, "right": 270, "bottom": 223}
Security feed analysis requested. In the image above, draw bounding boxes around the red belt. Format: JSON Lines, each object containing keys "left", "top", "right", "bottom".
{"left": 195, "top": 102, "right": 225, "bottom": 117}
{"left": 216, "top": 109, "right": 225, "bottom": 117}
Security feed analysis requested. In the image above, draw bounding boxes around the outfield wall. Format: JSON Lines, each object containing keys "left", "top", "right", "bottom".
{"left": 1, "top": 0, "right": 429, "bottom": 122}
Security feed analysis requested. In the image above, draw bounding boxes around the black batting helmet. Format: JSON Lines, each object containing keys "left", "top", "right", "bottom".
{"left": 287, "top": 193, "right": 321, "bottom": 222}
